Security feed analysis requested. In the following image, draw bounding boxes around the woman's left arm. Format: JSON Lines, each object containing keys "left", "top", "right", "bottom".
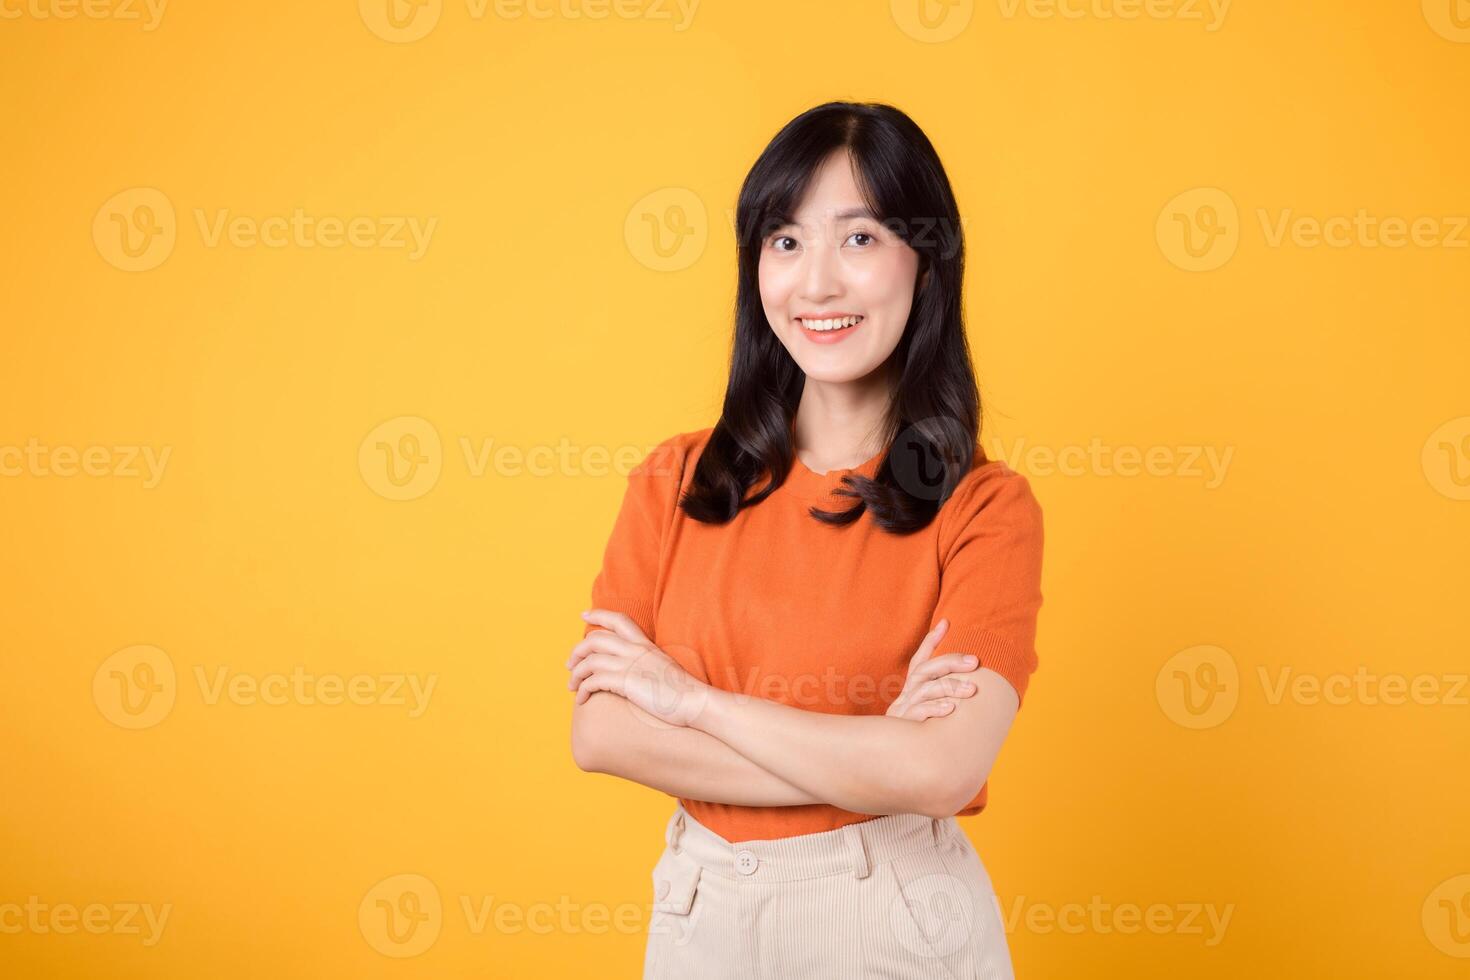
{"left": 689, "top": 664, "right": 1019, "bottom": 818}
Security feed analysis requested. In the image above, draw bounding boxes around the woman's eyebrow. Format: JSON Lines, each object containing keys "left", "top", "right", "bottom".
{"left": 770, "top": 207, "right": 881, "bottom": 231}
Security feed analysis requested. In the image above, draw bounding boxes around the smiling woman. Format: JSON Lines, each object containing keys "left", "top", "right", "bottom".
{"left": 569, "top": 101, "right": 1042, "bottom": 980}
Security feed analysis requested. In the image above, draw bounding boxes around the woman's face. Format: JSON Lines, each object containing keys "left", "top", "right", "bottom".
{"left": 758, "top": 148, "right": 922, "bottom": 384}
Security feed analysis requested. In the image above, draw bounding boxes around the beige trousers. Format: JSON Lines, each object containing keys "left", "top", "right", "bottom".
{"left": 644, "top": 802, "right": 1015, "bottom": 980}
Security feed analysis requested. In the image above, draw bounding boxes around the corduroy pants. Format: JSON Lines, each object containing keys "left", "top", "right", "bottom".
{"left": 643, "top": 802, "right": 1015, "bottom": 979}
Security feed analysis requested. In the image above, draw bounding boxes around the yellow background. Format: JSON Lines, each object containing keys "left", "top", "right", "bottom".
{"left": 2, "top": 0, "right": 1468, "bottom": 976}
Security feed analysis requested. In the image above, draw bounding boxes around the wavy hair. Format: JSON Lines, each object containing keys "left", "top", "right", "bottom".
{"left": 680, "top": 101, "right": 983, "bottom": 534}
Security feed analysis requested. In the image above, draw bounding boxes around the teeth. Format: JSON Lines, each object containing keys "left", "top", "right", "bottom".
{"left": 800, "top": 315, "right": 862, "bottom": 331}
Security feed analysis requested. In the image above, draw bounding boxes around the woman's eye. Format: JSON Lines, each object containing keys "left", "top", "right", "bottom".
{"left": 767, "top": 231, "right": 873, "bottom": 250}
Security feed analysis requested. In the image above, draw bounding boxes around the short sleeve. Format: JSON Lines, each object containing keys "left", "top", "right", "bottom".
{"left": 581, "top": 433, "right": 688, "bottom": 643}
{"left": 930, "top": 464, "right": 1044, "bottom": 709}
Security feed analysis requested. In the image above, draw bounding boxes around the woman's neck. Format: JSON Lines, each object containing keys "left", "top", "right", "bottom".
{"left": 791, "top": 374, "right": 891, "bottom": 472}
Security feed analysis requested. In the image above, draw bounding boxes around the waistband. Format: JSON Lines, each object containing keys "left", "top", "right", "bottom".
{"left": 662, "top": 802, "right": 960, "bottom": 883}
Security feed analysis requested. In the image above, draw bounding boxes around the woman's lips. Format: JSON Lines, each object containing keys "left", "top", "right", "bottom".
{"left": 797, "top": 315, "right": 864, "bottom": 345}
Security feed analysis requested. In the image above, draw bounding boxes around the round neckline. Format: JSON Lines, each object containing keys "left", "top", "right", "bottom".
{"left": 782, "top": 442, "right": 884, "bottom": 503}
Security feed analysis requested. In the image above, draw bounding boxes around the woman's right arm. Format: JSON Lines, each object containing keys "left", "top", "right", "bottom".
{"left": 572, "top": 691, "right": 823, "bottom": 806}
{"left": 573, "top": 436, "right": 820, "bottom": 805}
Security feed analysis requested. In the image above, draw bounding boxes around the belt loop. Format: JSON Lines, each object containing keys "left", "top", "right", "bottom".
{"left": 841, "top": 823, "right": 870, "bottom": 879}
{"left": 931, "top": 817, "right": 944, "bottom": 848}
{"left": 668, "top": 807, "right": 687, "bottom": 854}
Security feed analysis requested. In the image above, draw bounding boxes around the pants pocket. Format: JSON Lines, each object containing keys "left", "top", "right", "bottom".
{"left": 643, "top": 846, "right": 704, "bottom": 980}
{"left": 947, "top": 832, "right": 1014, "bottom": 979}
{"left": 883, "top": 846, "right": 977, "bottom": 980}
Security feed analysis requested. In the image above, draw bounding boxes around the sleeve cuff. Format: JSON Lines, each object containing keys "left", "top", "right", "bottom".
{"left": 937, "top": 625, "right": 1037, "bottom": 709}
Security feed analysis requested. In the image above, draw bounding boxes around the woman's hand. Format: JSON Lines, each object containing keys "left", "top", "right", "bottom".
{"left": 885, "top": 619, "right": 982, "bottom": 721}
{"left": 567, "top": 609, "right": 711, "bottom": 727}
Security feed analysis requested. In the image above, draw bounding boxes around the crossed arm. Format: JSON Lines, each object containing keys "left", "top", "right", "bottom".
{"left": 571, "top": 692, "right": 829, "bottom": 807}
{"left": 568, "top": 610, "right": 1020, "bottom": 819}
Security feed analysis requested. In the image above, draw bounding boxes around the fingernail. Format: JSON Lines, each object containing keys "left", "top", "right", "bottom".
{"left": 580, "top": 611, "right": 590, "bottom": 619}
{"left": 963, "top": 656, "right": 977, "bottom": 666}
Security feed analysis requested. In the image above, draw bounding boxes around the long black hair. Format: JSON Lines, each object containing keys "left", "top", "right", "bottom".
{"left": 680, "top": 101, "right": 984, "bottom": 534}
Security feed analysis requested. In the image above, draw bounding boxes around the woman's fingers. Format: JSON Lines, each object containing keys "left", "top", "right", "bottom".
{"left": 907, "top": 651, "right": 981, "bottom": 684}
{"left": 567, "top": 652, "right": 620, "bottom": 691}
{"left": 906, "top": 619, "right": 949, "bottom": 670}
{"left": 910, "top": 699, "right": 956, "bottom": 720}
{"left": 574, "top": 669, "right": 615, "bottom": 705}
{"left": 915, "top": 676, "right": 976, "bottom": 702}
{"left": 566, "top": 629, "right": 641, "bottom": 670}
{"left": 889, "top": 626, "right": 952, "bottom": 718}
{"left": 579, "top": 609, "right": 650, "bottom": 645}
{"left": 887, "top": 623, "right": 986, "bottom": 722}
{"left": 890, "top": 693, "right": 958, "bottom": 721}
{"left": 888, "top": 651, "right": 981, "bottom": 719}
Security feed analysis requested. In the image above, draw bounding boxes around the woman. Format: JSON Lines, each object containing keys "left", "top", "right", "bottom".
{"left": 567, "top": 101, "right": 1043, "bottom": 980}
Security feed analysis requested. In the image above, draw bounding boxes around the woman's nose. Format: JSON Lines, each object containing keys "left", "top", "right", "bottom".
{"left": 801, "top": 235, "right": 842, "bottom": 297}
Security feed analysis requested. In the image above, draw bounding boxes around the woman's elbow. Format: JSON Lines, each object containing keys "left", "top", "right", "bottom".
{"left": 570, "top": 696, "right": 614, "bottom": 772}
{"left": 879, "top": 761, "right": 961, "bottom": 819}
{"left": 919, "top": 766, "right": 985, "bottom": 819}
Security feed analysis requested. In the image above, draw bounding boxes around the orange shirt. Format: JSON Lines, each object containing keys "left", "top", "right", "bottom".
{"left": 582, "top": 425, "right": 1044, "bottom": 843}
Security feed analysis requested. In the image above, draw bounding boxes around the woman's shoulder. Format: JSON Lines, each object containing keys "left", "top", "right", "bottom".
{"left": 938, "top": 449, "right": 1042, "bottom": 532}
{"left": 670, "top": 425, "right": 717, "bottom": 456}
{"left": 632, "top": 426, "right": 716, "bottom": 482}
